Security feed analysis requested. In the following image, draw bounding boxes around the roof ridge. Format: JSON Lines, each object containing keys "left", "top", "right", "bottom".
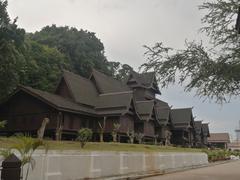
{"left": 92, "top": 68, "right": 127, "bottom": 85}
{"left": 22, "top": 86, "right": 73, "bottom": 102}
{"left": 63, "top": 70, "right": 92, "bottom": 83}
{"left": 172, "top": 107, "right": 192, "bottom": 110}
{"left": 99, "top": 91, "right": 133, "bottom": 96}
{"left": 136, "top": 100, "right": 154, "bottom": 103}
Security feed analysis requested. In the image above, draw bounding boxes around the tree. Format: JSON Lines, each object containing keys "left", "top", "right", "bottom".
{"left": 108, "top": 61, "right": 133, "bottom": 80}
{"left": 141, "top": 0, "right": 240, "bottom": 103}
{"left": 126, "top": 128, "right": 134, "bottom": 144}
{"left": 112, "top": 123, "right": 120, "bottom": 142}
{"left": 22, "top": 40, "right": 69, "bottom": 92}
{"left": 0, "top": 0, "right": 26, "bottom": 100}
{"left": 0, "top": 1, "right": 69, "bottom": 100}
{"left": 28, "top": 25, "right": 110, "bottom": 77}
{"left": 98, "top": 117, "right": 106, "bottom": 142}
{"left": 77, "top": 128, "right": 93, "bottom": 148}
{"left": 37, "top": 118, "right": 49, "bottom": 140}
{"left": 134, "top": 133, "right": 144, "bottom": 144}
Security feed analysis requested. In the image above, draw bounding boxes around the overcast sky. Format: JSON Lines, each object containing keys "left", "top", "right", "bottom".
{"left": 7, "top": 0, "right": 240, "bottom": 140}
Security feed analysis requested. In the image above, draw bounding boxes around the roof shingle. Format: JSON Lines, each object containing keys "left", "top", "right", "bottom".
{"left": 171, "top": 108, "right": 193, "bottom": 128}
{"left": 63, "top": 70, "right": 98, "bottom": 106}
{"left": 208, "top": 133, "right": 230, "bottom": 143}
{"left": 91, "top": 69, "right": 130, "bottom": 94}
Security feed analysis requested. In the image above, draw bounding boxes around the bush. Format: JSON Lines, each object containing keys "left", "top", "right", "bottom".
{"left": 77, "top": 128, "right": 93, "bottom": 148}
{"left": 202, "top": 149, "right": 231, "bottom": 162}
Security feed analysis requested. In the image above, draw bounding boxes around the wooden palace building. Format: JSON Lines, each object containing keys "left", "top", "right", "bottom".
{"left": 0, "top": 69, "right": 210, "bottom": 146}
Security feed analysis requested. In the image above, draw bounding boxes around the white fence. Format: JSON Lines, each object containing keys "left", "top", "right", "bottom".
{"left": 0, "top": 151, "right": 208, "bottom": 180}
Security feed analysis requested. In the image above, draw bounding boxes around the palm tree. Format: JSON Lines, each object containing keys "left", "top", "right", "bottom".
{"left": 2, "top": 135, "right": 48, "bottom": 180}
{"left": 16, "top": 135, "right": 48, "bottom": 180}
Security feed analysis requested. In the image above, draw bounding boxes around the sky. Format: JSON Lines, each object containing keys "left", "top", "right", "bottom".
{"left": 7, "top": 0, "right": 240, "bottom": 140}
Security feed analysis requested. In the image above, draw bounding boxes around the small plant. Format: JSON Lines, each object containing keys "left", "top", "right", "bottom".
{"left": 98, "top": 117, "right": 106, "bottom": 142}
{"left": 135, "top": 133, "right": 144, "bottom": 144}
{"left": 112, "top": 123, "right": 120, "bottom": 142}
{"left": 126, "top": 128, "right": 134, "bottom": 144}
{"left": 77, "top": 128, "right": 93, "bottom": 148}
{"left": 0, "top": 120, "right": 7, "bottom": 128}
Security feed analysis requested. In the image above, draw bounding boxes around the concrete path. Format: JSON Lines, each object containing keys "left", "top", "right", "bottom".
{"left": 143, "top": 160, "right": 240, "bottom": 180}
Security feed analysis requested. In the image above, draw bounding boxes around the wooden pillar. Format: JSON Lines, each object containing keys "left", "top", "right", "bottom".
{"left": 55, "top": 112, "right": 63, "bottom": 141}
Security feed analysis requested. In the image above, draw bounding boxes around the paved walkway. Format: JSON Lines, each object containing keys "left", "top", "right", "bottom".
{"left": 144, "top": 160, "right": 240, "bottom": 180}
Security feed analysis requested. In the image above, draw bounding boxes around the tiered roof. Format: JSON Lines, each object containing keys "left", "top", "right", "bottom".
{"left": 135, "top": 100, "right": 155, "bottom": 121}
{"left": 12, "top": 70, "right": 166, "bottom": 120}
{"left": 126, "top": 71, "right": 160, "bottom": 94}
{"left": 170, "top": 108, "right": 194, "bottom": 129}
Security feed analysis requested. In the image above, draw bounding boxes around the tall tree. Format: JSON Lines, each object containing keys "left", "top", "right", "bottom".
{"left": 141, "top": 0, "right": 240, "bottom": 103}
{"left": 0, "top": 0, "right": 26, "bottom": 100}
{"left": 28, "top": 25, "right": 110, "bottom": 77}
{"left": 108, "top": 61, "right": 133, "bottom": 80}
{"left": 22, "top": 40, "right": 69, "bottom": 92}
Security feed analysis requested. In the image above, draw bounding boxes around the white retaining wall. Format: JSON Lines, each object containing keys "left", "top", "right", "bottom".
{"left": 1, "top": 151, "right": 208, "bottom": 180}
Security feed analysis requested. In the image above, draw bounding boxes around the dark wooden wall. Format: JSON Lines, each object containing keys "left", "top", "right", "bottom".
{"left": 133, "top": 87, "right": 155, "bottom": 101}
{"left": 0, "top": 91, "right": 58, "bottom": 133}
{"left": 55, "top": 78, "right": 73, "bottom": 100}
{"left": 144, "top": 121, "right": 155, "bottom": 137}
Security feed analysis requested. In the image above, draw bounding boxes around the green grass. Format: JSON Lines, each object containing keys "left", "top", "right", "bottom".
{"left": 0, "top": 137, "right": 202, "bottom": 153}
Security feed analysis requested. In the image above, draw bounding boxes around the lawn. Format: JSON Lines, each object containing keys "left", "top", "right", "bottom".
{"left": 0, "top": 137, "right": 202, "bottom": 153}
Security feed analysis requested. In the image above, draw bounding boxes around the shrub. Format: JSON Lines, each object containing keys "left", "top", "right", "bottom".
{"left": 202, "top": 149, "right": 231, "bottom": 162}
{"left": 0, "top": 120, "right": 7, "bottom": 128}
{"left": 77, "top": 128, "right": 93, "bottom": 148}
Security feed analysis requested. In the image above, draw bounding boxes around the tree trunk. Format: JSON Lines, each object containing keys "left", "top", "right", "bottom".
{"left": 100, "top": 133, "right": 104, "bottom": 142}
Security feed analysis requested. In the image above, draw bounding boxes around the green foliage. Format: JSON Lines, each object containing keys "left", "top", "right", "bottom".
{"left": 0, "top": 148, "right": 13, "bottom": 159}
{"left": 0, "top": 2, "right": 132, "bottom": 101}
{"left": 141, "top": 0, "right": 240, "bottom": 103}
{"left": 0, "top": 1, "right": 69, "bottom": 100}
{"left": 28, "top": 25, "right": 111, "bottom": 77}
{"left": 0, "top": 135, "right": 48, "bottom": 180}
{"left": 202, "top": 149, "right": 231, "bottom": 162}
{"left": 77, "top": 128, "right": 93, "bottom": 148}
{"left": 21, "top": 40, "right": 69, "bottom": 92}
{"left": 0, "top": 0, "right": 26, "bottom": 100}
{"left": 0, "top": 120, "right": 6, "bottom": 128}
{"left": 108, "top": 61, "right": 133, "bottom": 80}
